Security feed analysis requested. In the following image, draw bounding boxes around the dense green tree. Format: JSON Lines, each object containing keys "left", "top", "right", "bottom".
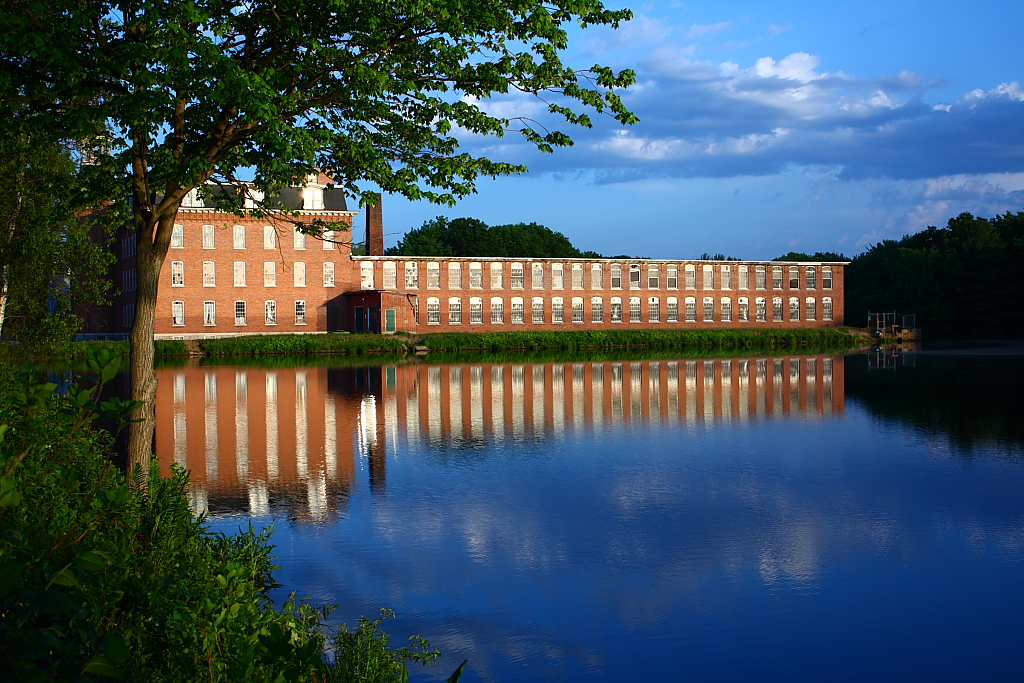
{"left": 773, "top": 251, "right": 850, "bottom": 262}
{"left": 0, "top": 137, "right": 113, "bottom": 343}
{"left": 386, "top": 216, "right": 595, "bottom": 257}
{"left": 845, "top": 211, "right": 1024, "bottom": 338}
{"left": 0, "top": 0, "right": 637, "bottom": 476}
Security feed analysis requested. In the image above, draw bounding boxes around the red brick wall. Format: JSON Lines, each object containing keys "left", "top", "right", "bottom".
{"left": 154, "top": 210, "right": 356, "bottom": 337}
{"left": 354, "top": 258, "right": 846, "bottom": 333}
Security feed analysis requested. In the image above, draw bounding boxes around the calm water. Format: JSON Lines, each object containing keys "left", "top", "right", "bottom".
{"left": 155, "top": 348, "right": 1024, "bottom": 682}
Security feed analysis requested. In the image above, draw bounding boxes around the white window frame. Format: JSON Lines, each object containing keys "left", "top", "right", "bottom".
{"left": 648, "top": 297, "right": 660, "bottom": 323}
{"left": 171, "top": 261, "right": 184, "bottom": 287}
{"left": 426, "top": 297, "right": 441, "bottom": 324}
{"left": 511, "top": 263, "right": 525, "bottom": 289}
{"left": 610, "top": 297, "right": 622, "bottom": 322}
{"left": 322, "top": 229, "right": 335, "bottom": 250}
{"left": 571, "top": 296, "right": 584, "bottom": 323}
{"left": 490, "top": 296, "right": 504, "bottom": 323}
{"left": 629, "top": 297, "right": 641, "bottom": 323}
{"left": 823, "top": 267, "right": 834, "bottom": 290}
{"left": 264, "top": 262, "right": 276, "bottom": 287}
{"left": 294, "top": 261, "right": 307, "bottom": 287}
{"left": 721, "top": 297, "right": 732, "bottom": 322}
{"left": 263, "top": 225, "right": 276, "bottom": 249}
{"left": 490, "top": 262, "right": 503, "bottom": 289}
{"left": 295, "top": 300, "right": 307, "bottom": 325}
{"left": 591, "top": 296, "right": 603, "bottom": 323}
{"left": 739, "top": 265, "right": 749, "bottom": 290}
{"left": 806, "top": 297, "right": 816, "bottom": 321}
{"left": 172, "top": 301, "right": 185, "bottom": 326}
{"left": 233, "top": 261, "right": 246, "bottom": 287}
{"left": 383, "top": 261, "right": 397, "bottom": 289}
{"left": 235, "top": 301, "right": 247, "bottom": 326}
{"left": 449, "top": 297, "right": 462, "bottom": 324}
{"left": 772, "top": 266, "right": 784, "bottom": 290}
{"left": 572, "top": 263, "right": 584, "bottom": 290}
{"left": 469, "top": 297, "right": 483, "bottom": 324}
{"left": 756, "top": 297, "right": 767, "bottom": 322}
{"left": 171, "top": 224, "right": 184, "bottom": 248}
{"left": 667, "top": 265, "right": 678, "bottom": 289}
{"left": 427, "top": 262, "right": 441, "bottom": 289}
{"left": 823, "top": 297, "right": 833, "bottom": 321}
{"left": 512, "top": 296, "right": 525, "bottom": 323}
{"left": 202, "top": 224, "right": 215, "bottom": 249}
{"left": 610, "top": 264, "right": 622, "bottom": 290}
{"left": 532, "top": 263, "right": 545, "bottom": 289}
{"left": 202, "top": 261, "right": 216, "bottom": 287}
{"left": 684, "top": 297, "right": 697, "bottom": 322}
{"left": 233, "top": 225, "right": 246, "bottom": 249}
{"left": 449, "top": 262, "right": 462, "bottom": 289}
{"left": 591, "top": 264, "right": 603, "bottom": 289}
{"left": 532, "top": 297, "right": 545, "bottom": 323}
{"left": 667, "top": 297, "right": 678, "bottom": 323}
{"left": 629, "top": 264, "right": 641, "bottom": 290}
{"left": 469, "top": 263, "right": 482, "bottom": 288}
{"left": 789, "top": 266, "right": 800, "bottom": 290}
{"left": 720, "top": 265, "right": 731, "bottom": 290}
{"left": 738, "top": 297, "right": 749, "bottom": 322}
{"left": 405, "top": 262, "right": 419, "bottom": 289}
{"left": 203, "top": 301, "right": 216, "bottom": 326}
{"left": 360, "top": 261, "right": 373, "bottom": 289}
{"left": 265, "top": 300, "right": 277, "bottom": 325}
{"left": 789, "top": 297, "right": 800, "bottom": 321}
{"left": 773, "top": 297, "right": 784, "bottom": 322}
{"left": 702, "top": 265, "right": 714, "bottom": 290}
{"left": 805, "top": 266, "right": 817, "bottom": 290}
{"left": 552, "top": 296, "right": 565, "bottom": 323}
{"left": 756, "top": 265, "right": 767, "bottom": 290}
{"left": 293, "top": 227, "right": 306, "bottom": 250}
{"left": 647, "top": 265, "right": 659, "bottom": 289}
{"left": 703, "top": 297, "right": 714, "bottom": 322}
{"left": 323, "top": 262, "right": 336, "bottom": 287}
{"left": 552, "top": 263, "right": 564, "bottom": 289}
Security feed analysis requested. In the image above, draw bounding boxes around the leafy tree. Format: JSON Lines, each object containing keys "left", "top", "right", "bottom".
{"left": 386, "top": 216, "right": 596, "bottom": 257}
{"left": 699, "top": 253, "right": 742, "bottom": 261}
{"left": 0, "top": 0, "right": 637, "bottom": 477}
{"left": 0, "top": 137, "right": 113, "bottom": 344}
{"left": 845, "top": 211, "right": 1024, "bottom": 338}
{"left": 773, "top": 251, "right": 849, "bottom": 262}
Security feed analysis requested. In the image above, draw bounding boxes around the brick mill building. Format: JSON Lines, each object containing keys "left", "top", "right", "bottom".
{"left": 88, "top": 179, "right": 847, "bottom": 339}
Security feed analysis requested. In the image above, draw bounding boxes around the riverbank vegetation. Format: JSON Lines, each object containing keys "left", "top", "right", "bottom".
{"left": 0, "top": 350, "right": 458, "bottom": 681}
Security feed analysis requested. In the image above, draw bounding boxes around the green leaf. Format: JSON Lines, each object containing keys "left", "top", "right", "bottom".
{"left": 0, "top": 489, "right": 23, "bottom": 508}
{"left": 32, "top": 589, "right": 78, "bottom": 615}
{"left": 75, "top": 550, "right": 108, "bottom": 573}
{"left": 101, "top": 362, "right": 118, "bottom": 383}
{"left": 49, "top": 565, "right": 80, "bottom": 587}
{"left": 446, "top": 659, "right": 469, "bottom": 683}
{"left": 99, "top": 633, "right": 130, "bottom": 661}
{"left": 83, "top": 654, "right": 124, "bottom": 679}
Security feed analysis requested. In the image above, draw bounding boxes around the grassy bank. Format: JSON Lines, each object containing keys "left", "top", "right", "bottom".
{"left": 420, "top": 328, "right": 864, "bottom": 352}
{"left": 0, "top": 352, "right": 455, "bottom": 681}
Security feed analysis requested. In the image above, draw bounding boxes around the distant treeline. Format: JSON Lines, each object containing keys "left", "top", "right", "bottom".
{"left": 385, "top": 217, "right": 637, "bottom": 258}
{"left": 843, "top": 212, "right": 1024, "bottom": 338}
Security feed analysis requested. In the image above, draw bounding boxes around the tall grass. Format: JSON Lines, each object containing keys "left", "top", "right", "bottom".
{"left": 421, "top": 328, "right": 863, "bottom": 352}
{"left": 200, "top": 333, "right": 406, "bottom": 356}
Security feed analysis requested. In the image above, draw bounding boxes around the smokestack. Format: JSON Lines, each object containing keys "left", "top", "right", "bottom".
{"left": 365, "top": 193, "right": 384, "bottom": 256}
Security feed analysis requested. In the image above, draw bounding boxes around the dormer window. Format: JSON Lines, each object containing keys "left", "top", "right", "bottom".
{"left": 181, "top": 187, "right": 202, "bottom": 208}
{"left": 302, "top": 184, "right": 324, "bottom": 210}
{"left": 244, "top": 187, "right": 264, "bottom": 210}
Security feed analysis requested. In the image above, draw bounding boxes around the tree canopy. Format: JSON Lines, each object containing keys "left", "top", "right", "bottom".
{"left": 845, "top": 211, "right": 1024, "bottom": 338}
{"left": 385, "top": 216, "right": 603, "bottom": 258}
{"left": 773, "top": 251, "right": 850, "bottom": 262}
{"left": 0, "top": 0, "right": 638, "bottom": 473}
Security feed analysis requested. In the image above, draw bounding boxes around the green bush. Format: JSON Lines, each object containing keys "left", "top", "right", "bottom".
{"left": 200, "top": 334, "right": 407, "bottom": 357}
{"left": 0, "top": 351, "right": 454, "bottom": 682}
{"left": 421, "top": 328, "right": 862, "bottom": 352}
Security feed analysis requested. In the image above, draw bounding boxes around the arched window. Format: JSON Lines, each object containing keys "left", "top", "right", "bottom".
{"left": 823, "top": 297, "right": 834, "bottom": 321}
{"left": 490, "top": 297, "right": 504, "bottom": 323}
{"left": 738, "top": 265, "right": 749, "bottom": 290}
{"left": 720, "top": 265, "right": 731, "bottom": 290}
{"left": 805, "top": 297, "right": 816, "bottom": 321}
{"left": 490, "top": 262, "right": 504, "bottom": 289}
{"left": 591, "top": 264, "right": 603, "bottom": 289}
{"left": 532, "top": 263, "right": 545, "bottom": 289}
{"left": 738, "top": 297, "right": 749, "bottom": 322}
{"left": 702, "top": 265, "right": 714, "bottom": 290}
{"left": 822, "top": 267, "right": 833, "bottom": 289}
{"left": 552, "top": 297, "right": 565, "bottom": 323}
{"left": 773, "top": 297, "right": 784, "bottom": 322}
{"left": 629, "top": 264, "right": 641, "bottom": 289}
{"left": 426, "top": 262, "right": 441, "bottom": 289}
{"left": 295, "top": 261, "right": 308, "bottom": 287}
{"left": 572, "top": 264, "right": 584, "bottom": 289}
{"left": 552, "top": 263, "right": 564, "bottom": 289}
{"left": 591, "top": 297, "right": 604, "bottom": 323}
{"left": 448, "top": 262, "right": 462, "bottom": 288}
{"left": 448, "top": 297, "right": 462, "bottom": 324}
{"left": 404, "top": 262, "right": 418, "bottom": 288}
{"left": 571, "top": 297, "right": 585, "bottom": 322}
{"left": 629, "top": 297, "right": 642, "bottom": 322}
{"left": 721, "top": 297, "right": 732, "bottom": 322}
{"left": 703, "top": 297, "right": 714, "bottom": 322}
{"left": 755, "top": 265, "right": 767, "bottom": 289}
{"left": 755, "top": 297, "right": 767, "bottom": 322}
{"left": 805, "top": 266, "right": 817, "bottom": 290}
{"left": 203, "top": 261, "right": 216, "bottom": 286}
{"left": 788, "top": 266, "right": 800, "bottom": 289}
{"left": 469, "top": 297, "right": 483, "bottom": 324}
{"left": 511, "top": 297, "right": 525, "bottom": 323}
{"left": 667, "top": 297, "right": 678, "bottom": 322}
{"left": 263, "top": 225, "right": 276, "bottom": 249}
{"left": 684, "top": 297, "right": 697, "bottom": 322}
{"left": 382, "top": 261, "right": 397, "bottom": 289}
{"left": 789, "top": 297, "right": 800, "bottom": 321}
{"left": 647, "top": 265, "right": 660, "bottom": 289}
{"left": 667, "top": 265, "right": 678, "bottom": 289}
{"left": 233, "top": 225, "right": 246, "bottom": 249}
{"left": 293, "top": 227, "right": 306, "bottom": 250}
{"left": 171, "top": 225, "right": 184, "bottom": 248}
{"left": 264, "top": 262, "right": 276, "bottom": 287}
{"left": 265, "top": 300, "right": 277, "bottom": 325}
{"left": 532, "top": 297, "right": 545, "bottom": 323}
{"left": 360, "top": 261, "right": 374, "bottom": 289}
{"left": 511, "top": 263, "right": 524, "bottom": 289}
{"left": 171, "top": 261, "right": 184, "bottom": 286}
{"left": 234, "top": 262, "right": 246, "bottom": 286}
{"left": 610, "top": 264, "right": 622, "bottom": 289}
{"left": 772, "top": 266, "right": 783, "bottom": 290}
{"left": 685, "top": 264, "right": 696, "bottom": 289}
{"left": 203, "top": 225, "right": 215, "bottom": 249}
{"left": 648, "top": 297, "right": 660, "bottom": 322}
{"left": 426, "top": 297, "right": 441, "bottom": 324}
{"left": 610, "top": 297, "right": 622, "bottom": 322}
{"left": 469, "top": 262, "right": 482, "bottom": 288}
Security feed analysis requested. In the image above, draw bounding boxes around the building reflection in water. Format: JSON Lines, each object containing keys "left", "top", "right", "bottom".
{"left": 156, "top": 355, "right": 845, "bottom": 520}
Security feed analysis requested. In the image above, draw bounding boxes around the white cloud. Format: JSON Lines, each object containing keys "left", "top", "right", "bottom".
{"left": 768, "top": 24, "right": 793, "bottom": 37}
{"left": 751, "top": 52, "right": 824, "bottom": 82}
{"left": 688, "top": 21, "right": 734, "bottom": 39}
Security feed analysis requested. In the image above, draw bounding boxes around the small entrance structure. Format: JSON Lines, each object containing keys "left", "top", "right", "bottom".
{"left": 868, "top": 311, "right": 921, "bottom": 342}
{"left": 335, "top": 290, "right": 418, "bottom": 334}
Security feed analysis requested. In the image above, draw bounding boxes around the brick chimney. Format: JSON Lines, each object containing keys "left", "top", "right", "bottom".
{"left": 365, "top": 193, "right": 384, "bottom": 256}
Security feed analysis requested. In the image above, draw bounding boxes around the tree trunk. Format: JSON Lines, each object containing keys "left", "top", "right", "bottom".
{"left": 0, "top": 182, "right": 23, "bottom": 338}
{"left": 126, "top": 211, "right": 173, "bottom": 485}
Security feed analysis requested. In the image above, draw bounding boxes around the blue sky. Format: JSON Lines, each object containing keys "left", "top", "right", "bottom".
{"left": 371, "top": 0, "right": 1024, "bottom": 260}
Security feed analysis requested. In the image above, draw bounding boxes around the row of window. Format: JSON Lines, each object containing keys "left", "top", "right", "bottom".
{"left": 170, "top": 261, "right": 336, "bottom": 287}
{"left": 361, "top": 261, "right": 834, "bottom": 292}
{"left": 169, "top": 224, "right": 337, "bottom": 251}
{"left": 172, "top": 300, "right": 308, "bottom": 327}
{"left": 423, "top": 296, "right": 834, "bottom": 324}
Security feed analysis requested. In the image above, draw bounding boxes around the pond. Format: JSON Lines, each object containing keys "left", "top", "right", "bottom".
{"left": 154, "top": 346, "right": 1024, "bottom": 682}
